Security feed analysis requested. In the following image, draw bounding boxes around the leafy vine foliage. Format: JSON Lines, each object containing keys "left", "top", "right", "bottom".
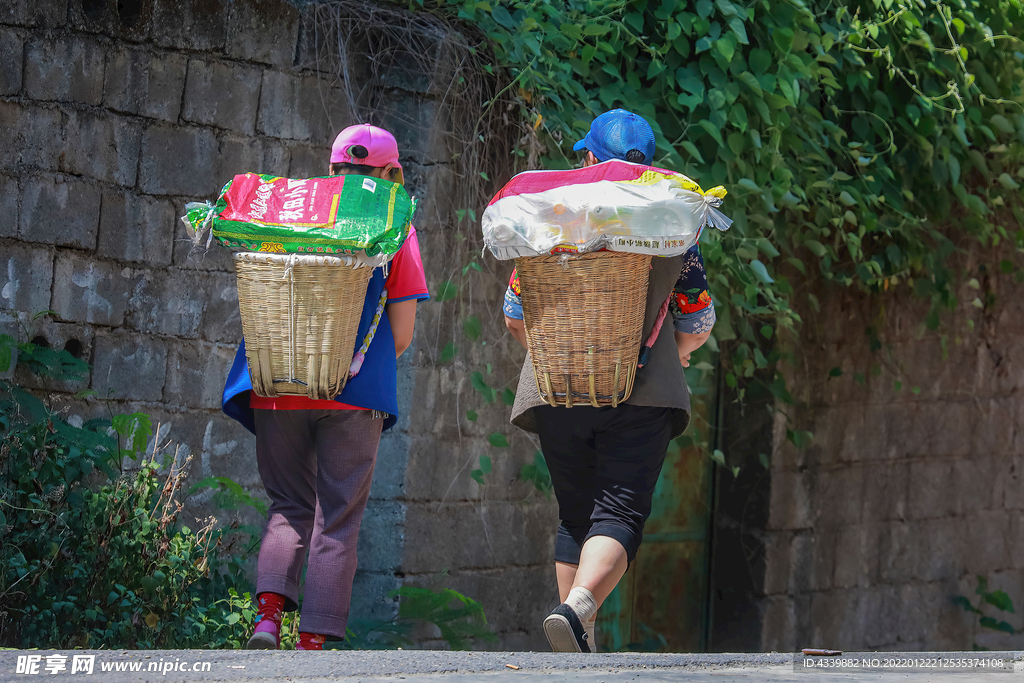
{"left": 411, "top": 0, "right": 1024, "bottom": 452}
{"left": 954, "top": 575, "right": 1020, "bottom": 647}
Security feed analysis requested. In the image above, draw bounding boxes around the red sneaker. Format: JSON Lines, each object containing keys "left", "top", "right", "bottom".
{"left": 246, "top": 593, "right": 285, "bottom": 650}
{"left": 296, "top": 632, "right": 326, "bottom": 651}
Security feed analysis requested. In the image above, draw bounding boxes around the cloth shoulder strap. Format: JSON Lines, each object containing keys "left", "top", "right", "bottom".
{"left": 637, "top": 293, "right": 671, "bottom": 369}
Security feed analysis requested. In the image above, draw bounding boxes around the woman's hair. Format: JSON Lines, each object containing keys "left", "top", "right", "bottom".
{"left": 330, "top": 161, "right": 378, "bottom": 176}
{"left": 582, "top": 148, "right": 648, "bottom": 164}
{"left": 329, "top": 162, "right": 401, "bottom": 180}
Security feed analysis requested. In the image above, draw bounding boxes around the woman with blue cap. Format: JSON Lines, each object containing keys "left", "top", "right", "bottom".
{"left": 502, "top": 109, "right": 716, "bottom": 653}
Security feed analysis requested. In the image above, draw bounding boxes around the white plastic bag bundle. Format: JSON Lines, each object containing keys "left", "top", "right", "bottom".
{"left": 482, "top": 161, "right": 732, "bottom": 260}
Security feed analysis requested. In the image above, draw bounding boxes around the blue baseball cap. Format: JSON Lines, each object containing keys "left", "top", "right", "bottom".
{"left": 572, "top": 109, "right": 656, "bottom": 164}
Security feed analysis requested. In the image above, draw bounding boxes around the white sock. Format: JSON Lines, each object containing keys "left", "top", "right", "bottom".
{"left": 583, "top": 615, "right": 597, "bottom": 653}
{"left": 565, "top": 586, "right": 598, "bottom": 623}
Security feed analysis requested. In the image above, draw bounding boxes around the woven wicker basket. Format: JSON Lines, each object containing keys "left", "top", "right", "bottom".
{"left": 515, "top": 251, "right": 651, "bottom": 407}
{"left": 234, "top": 252, "right": 372, "bottom": 400}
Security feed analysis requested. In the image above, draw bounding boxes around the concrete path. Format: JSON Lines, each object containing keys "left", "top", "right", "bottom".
{"left": 1, "top": 650, "right": 1021, "bottom": 682}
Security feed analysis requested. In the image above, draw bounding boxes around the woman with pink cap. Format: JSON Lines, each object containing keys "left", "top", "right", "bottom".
{"left": 220, "top": 124, "right": 430, "bottom": 650}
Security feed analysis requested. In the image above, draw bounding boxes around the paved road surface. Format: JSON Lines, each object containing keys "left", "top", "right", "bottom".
{"left": 2, "top": 650, "right": 1020, "bottom": 682}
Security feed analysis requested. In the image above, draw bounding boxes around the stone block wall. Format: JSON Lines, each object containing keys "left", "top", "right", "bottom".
{"left": 761, "top": 245, "right": 1024, "bottom": 651}
{"left": 1, "top": 0, "right": 554, "bottom": 649}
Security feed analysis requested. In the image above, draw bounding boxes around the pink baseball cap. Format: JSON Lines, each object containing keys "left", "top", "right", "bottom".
{"left": 330, "top": 124, "right": 403, "bottom": 174}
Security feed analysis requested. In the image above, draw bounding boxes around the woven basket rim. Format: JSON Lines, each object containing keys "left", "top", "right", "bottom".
{"left": 527, "top": 250, "right": 631, "bottom": 261}
{"left": 233, "top": 252, "right": 363, "bottom": 267}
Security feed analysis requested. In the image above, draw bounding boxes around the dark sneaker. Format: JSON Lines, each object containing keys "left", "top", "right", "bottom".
{"left": 543, "top": 603, "right": 591, "bottom": 653}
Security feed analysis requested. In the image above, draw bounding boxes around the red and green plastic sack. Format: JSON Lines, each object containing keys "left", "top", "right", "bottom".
{"left": 182, "top": 173, "right": 415, "bottom": 266}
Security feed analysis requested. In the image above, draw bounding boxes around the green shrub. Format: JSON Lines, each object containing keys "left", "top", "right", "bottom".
{"left": 0, "top": 335, "right": 254, "bottom": 649}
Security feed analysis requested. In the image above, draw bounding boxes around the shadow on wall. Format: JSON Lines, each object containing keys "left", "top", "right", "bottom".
{"left": 754, "top": 250, "right": 1024, "bottom": 652}
{"left": 706, "top": 338, "right": 773, "bottom": 652}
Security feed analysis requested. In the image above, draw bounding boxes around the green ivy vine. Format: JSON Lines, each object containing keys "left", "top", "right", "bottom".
{"left": 409, "top": 0, "right": 1024, "bottom": 466}
{"left": 435, "top": 252, "right": 554, "bottom": 496}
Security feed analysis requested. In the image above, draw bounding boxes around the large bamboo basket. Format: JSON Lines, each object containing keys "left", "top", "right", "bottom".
{"left": 515, "top": 251, "right": 651, "bottom": 407}
{"left": 234, "top": 252, "right": 372, "bottom": 400}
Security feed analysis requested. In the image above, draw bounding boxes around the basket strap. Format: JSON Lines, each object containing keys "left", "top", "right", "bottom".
{"left": 349, "top": 288, "right": 389, "bottom": 379}
{"left": 283, "top": 255, "right": 298, "bottom": 383}
{"left": 637, "top": 293, "right": 671, "bottom": 369}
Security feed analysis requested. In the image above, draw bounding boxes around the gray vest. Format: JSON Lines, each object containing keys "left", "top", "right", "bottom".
{"left": 509, "top": 254, "right": 691, "bottom": 437}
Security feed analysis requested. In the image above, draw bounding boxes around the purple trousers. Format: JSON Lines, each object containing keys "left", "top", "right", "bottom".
{"left": 253, "top": 409, "right": 383, "bottom": 638}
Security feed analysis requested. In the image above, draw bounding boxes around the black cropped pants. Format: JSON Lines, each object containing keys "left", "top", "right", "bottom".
{"left": 534, "top": 404, "right": 674, "bottom": 564}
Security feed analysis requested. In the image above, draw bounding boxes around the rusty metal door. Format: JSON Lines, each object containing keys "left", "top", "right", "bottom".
{"left": 596, "top": 388, "right": 716, "bottom": 652}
